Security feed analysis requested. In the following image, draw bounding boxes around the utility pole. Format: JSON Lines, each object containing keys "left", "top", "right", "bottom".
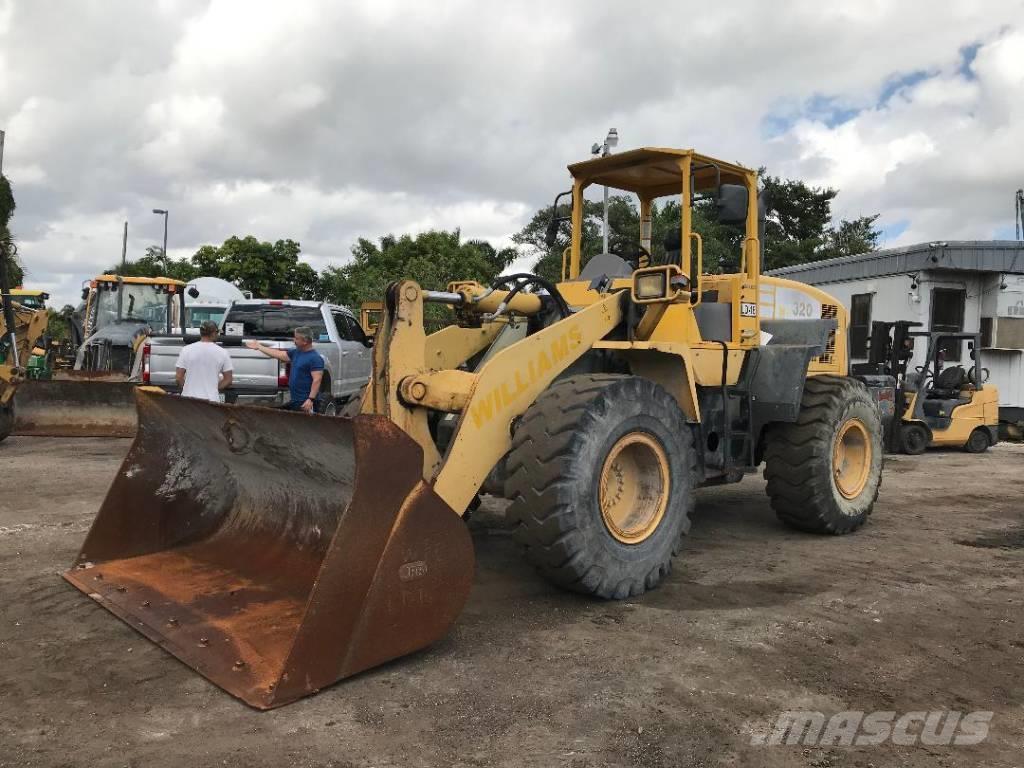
{"left": 152, "top": 208, "right": 169, "bottom": 272}
{"left": 591, "top": 128, "right": 619, "bottom": 253}
{"left": 121, "top": 221, "right": 128, "bottom": 273}
{"left": 1016, "top": 189, "right": 1023, "bottom": 241}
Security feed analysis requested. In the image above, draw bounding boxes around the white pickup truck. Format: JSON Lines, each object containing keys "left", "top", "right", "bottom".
{"left": 143, "top": 299, "right": 372, "bottom": 414}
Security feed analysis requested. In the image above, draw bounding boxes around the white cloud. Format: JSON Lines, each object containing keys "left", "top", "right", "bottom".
{"left": 1, "top": 0, "right": 1022, "bottom": 305}
{"left": 776, "top": 27, "right": 1024, "bottom": 244}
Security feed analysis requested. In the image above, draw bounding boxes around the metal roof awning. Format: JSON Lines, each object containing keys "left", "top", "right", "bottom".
{"left": 567, "top": 148, "right": 753, "bottom": 198}
{"left": 766, "top": 241, "right": 1024, "bottom": 283}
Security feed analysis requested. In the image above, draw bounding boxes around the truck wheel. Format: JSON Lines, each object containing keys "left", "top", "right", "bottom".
{"left": 505, "top": 374, "right": 695, "bottom": 599}
{"left": 339, "top": 386, "right": 366, "bottom": 419}
{"left": 0, "top": 404, "right": 12, "bottom": 442}
{"left": 764, "top": 375, "right": 882, "bottom": 535}
{"left": 316, "top": 395, "right": 338, "bottom": 416}
{"left": 900, "top": 423, "right": 930, "bottom": 455}
{"left": 964, "top": 428, "right": 991, "bottom": 453}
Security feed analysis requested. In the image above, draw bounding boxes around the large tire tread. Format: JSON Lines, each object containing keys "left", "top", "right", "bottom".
{"left": 505, "top": 374, "right": 695, "bottom": 599}
{"left": 764, "top": 375, "right": 882, "bottom": 535}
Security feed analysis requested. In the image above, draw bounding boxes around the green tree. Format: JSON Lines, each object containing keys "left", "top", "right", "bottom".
{"left": 318, "top": 229, "right": 517, "bottom": 327}
{"left": 46, "top": 305, "right": 74, "bottom": 341}
{"left": 759, "top": 173, "right": 837, "bottom": 270}
{"left": 0, "top": 173, "right": 25, "bottom": 286}
{"left": 107, "top": 246, "right": 198, "bottom": 281}
{"left": 203, "top": 236, "right": 317, "bottom": 298}
{"left": 185, "top": 236, "right": 319, "bottom": 298}
{"left": 822, "top": 215, "right": 882, "bottom": 259}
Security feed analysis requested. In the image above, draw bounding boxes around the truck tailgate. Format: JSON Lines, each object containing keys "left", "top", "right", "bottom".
{"left": 145, "top": 337, "right": 286, "bottom": 393}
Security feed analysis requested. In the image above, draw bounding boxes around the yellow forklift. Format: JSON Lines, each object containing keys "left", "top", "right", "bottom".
{"left": 853, "top": 321, "right": 999, "bottom": 453}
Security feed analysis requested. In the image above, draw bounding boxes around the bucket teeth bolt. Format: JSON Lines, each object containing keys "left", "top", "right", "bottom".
{"left": 167, "top": 618, "right": 178, "bottom": 627}
{"left": 198, "top": 638, "right": 209, "bottom": 647}
{"left": 233, "top": 660, "right": 246, "bottom": 671}
{"left": 141, "top": 600, "right": 151, "bottom": 608}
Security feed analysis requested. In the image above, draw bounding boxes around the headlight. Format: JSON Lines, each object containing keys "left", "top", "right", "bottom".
{"left": 634, "top": 272, "right": 667, "bottom": 301}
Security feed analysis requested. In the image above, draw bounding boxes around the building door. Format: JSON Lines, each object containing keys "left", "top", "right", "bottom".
{"left": 850, "top": 293, "right": 873, "bottom": 359}
{"left": 930, "top": 288, "right": 966, "bottom": 361}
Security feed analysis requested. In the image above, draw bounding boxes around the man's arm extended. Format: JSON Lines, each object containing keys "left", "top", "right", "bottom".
{"left": 302, "top": 369, "right": 323, "bottom": 413}
{"left": 244, "top": 340, "right": 290, "bottom": 362}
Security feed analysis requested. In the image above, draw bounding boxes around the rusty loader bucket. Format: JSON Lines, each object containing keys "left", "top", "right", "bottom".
{"left": 62, "top": 391, "right": 475, "bottom": 708}
{"left": 13, "top": 374, "right": 138, "bottom": 437}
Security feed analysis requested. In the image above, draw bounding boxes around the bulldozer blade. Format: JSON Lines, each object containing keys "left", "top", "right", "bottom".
{"left": 13, "top": 379, "right": 138, "bottom": 437}
{"left": 62, "top": 391, "right": 475, "bottom": 709}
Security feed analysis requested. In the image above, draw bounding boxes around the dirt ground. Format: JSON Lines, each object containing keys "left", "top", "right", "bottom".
{"left": 1, "top": 436, "right": 1022, "bottom": 768}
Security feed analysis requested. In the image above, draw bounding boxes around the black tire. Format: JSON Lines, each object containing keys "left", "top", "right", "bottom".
{"left": 339, "top": 386, "right": 366, "bottom": 419}
{"left": 504, "top": 374, "right": 695, "bottom": 599}
{"left": 316, "top": 395, "right": 338, "bottom": 416}
{"left": 900, "top": 422, "right": 930, "bottom": 455}
{"left": 964, "top": 427, "right": 990, "bottom": 454}
{"left": 764, "top": 375, "right": 883, "bottom": 535}
{"left": 0, "top": 403, "right": 12, "bottom": 443}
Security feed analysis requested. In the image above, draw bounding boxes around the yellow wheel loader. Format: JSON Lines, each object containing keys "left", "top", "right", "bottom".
{"left": 13, "top": 274, "right": 186, "bottom": 437}
{"left": 1, "top": 254, "right": 49, "bottom": 441}
{"left": 64, "top": 148, "right": 883, "bottom": 708}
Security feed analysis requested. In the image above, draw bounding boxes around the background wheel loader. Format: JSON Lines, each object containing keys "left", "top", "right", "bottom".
{"left": 12, "top": 274, "right": 186, "bottom": 437}
{"left": 1, "top": 250, "right": 49, "bottom": 441}
{"left": 853, "top": 320, "right": 999, "bottom": 454}
{"left": 65, "top": 147, "right": 884, "bottom": 708}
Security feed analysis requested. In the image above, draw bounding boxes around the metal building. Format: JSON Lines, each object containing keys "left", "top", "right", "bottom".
{"left": 768, "top": 241, "right": 1024, "bottom": 429}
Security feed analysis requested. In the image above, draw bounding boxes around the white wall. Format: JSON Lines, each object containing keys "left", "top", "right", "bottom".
{"left": 809, "top": 270, "right": 1023, "bottom": 410}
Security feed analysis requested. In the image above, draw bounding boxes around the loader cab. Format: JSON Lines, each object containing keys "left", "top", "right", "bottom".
{"left": 555, "top": 148, "right": 764, "bottom": 349}
{"left": 83, "top": 276, "right": 186, "bottom": 338}
{"left": 9, "top": 289, "right": 49, "bottom": 311}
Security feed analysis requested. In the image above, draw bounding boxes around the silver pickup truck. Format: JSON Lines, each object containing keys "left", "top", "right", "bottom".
{"left": 143, "top": 299, "right": 372, "bottom": 414}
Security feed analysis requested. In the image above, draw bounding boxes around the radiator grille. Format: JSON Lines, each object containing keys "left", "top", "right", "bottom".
{"left": 818, "top": 304, "right": 838, "bottom": 365}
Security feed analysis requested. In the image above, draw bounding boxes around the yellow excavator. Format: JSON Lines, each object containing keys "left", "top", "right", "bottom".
{"left": 65, "top": 148, "right": 884, "bottom": 708}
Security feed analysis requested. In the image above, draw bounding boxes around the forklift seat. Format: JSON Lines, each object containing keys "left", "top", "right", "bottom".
{"left": 929, "top": 365, "right": 968, "bottom": 399}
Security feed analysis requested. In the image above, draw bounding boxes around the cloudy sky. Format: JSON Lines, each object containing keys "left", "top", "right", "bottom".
{"left": 2, "top": 0, "right": 1023, "bottom": 306}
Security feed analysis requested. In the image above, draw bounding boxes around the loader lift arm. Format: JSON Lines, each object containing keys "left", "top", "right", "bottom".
{"left": 363, "top": 279, "right": 627, "bottom": 514}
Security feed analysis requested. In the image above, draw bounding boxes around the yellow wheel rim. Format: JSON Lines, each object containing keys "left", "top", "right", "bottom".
{"left": 599, "top": 432, "right": 670, "bottom": 544}
{"left": 833, "top": 417, "right": 871, "bottom": 500}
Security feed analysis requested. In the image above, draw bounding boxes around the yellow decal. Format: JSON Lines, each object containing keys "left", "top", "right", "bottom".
{"left": 469, "top": 325, "right": 584, "bottom": 430}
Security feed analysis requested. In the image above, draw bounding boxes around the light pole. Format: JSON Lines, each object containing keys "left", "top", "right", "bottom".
{"left": 152, "top": 208, "right": 169, "bottom": 271}
{"left": 591, "top": 128, "right": 618, "bottom": 253}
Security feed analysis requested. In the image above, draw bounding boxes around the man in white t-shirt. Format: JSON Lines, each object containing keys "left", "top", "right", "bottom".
{"left": 175, "top": 321, "right": 234, "bottom": 402}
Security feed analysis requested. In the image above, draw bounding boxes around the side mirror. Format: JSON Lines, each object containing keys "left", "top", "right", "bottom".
{"left": 716, "top": 184, "right": 748, "bottom": 226}
{"left": 81, "top": 288, "right": 90, "bottom": 300}
{"left": 187, "top": 286, "right": 200, "bottom": 299}
{"left": 544, "top": 218, "right": 559, "bottom": 248}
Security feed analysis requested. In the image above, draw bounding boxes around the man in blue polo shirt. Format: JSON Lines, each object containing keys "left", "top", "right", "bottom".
{"left": 245, "top": 326, "right": 325, "bottom": 412}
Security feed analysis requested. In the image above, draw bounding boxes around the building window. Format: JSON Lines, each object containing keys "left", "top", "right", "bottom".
{"left": 850, "top": 293, "right": 872, "bottom": 359}
{"left": 980, "top": 317, "right": 993, "bottom": 348}
{"left": 930, "top": 288, "right": 966, "bottom": 361}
